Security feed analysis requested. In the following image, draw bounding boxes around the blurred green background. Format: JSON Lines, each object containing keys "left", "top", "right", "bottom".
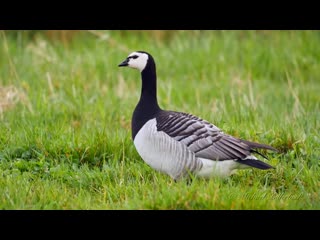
{"left": 0, "top": 30, "right": 319, "bottom": 209}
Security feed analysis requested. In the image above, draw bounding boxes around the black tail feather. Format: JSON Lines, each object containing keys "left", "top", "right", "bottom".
{"left": 239, "top": 139, "right": 279, "bottom": 152}
{"left": 237, "top": 159, "right": 275, "bottom": 170}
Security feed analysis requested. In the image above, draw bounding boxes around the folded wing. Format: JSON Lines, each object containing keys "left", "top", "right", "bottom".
{"left": 156, "top": 111, "right": 276, "bottom": 161}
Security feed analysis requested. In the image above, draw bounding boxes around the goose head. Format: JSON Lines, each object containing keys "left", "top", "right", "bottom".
{"left": 118, "top": 51, "right": 150, "bottom": 72}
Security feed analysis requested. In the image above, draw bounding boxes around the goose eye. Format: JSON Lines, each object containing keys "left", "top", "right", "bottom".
{"left": 131, "top": 55, "right": 138, "bottom": 59}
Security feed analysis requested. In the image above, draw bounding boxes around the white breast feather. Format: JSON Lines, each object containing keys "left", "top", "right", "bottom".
{"left": 134, "top": 119, "right": 200, "bottom": 179}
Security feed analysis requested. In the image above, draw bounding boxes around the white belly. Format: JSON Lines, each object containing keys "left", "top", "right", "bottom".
{"left": 195, "top": 158, "right": 239, "bottom": 178}
{"left": 195, "top": 155, "right": 255, "bottom": 178}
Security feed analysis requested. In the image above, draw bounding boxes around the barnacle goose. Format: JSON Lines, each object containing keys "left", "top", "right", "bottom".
{"left": 118, "top": 51, "right": 277, "bottom": 180}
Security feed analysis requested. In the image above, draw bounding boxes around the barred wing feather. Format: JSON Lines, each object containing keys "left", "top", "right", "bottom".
{"left": 156, "top": 111, "right": 275, "bottom": 161}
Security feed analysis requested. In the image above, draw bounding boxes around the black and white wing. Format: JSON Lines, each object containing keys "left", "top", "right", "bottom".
{"left": 156, "top": 110, "right": 276, "bottom": 161}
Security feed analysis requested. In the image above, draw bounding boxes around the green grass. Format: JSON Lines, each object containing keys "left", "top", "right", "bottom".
{"left": 0, "top": 30, "right": 319, "bottom": 209}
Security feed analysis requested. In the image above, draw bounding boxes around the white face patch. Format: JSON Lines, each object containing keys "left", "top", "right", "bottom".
{"left": 126, "top": 52, "right": 149, "bottom": 72}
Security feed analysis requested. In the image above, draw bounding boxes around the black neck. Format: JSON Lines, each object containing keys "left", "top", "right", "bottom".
{"left": 140, "top": 62, "right": 159, "bottom": 108}
{"left": 132, "top": 60, "right": 161, "bottom": 140}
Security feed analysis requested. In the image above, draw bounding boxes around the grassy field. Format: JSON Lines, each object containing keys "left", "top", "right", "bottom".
{"left": 0, "top": 30, "right": 319, "bottom": 209}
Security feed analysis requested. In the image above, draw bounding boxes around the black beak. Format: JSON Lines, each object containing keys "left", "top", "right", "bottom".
{"left": 118, "top": 58, "right": 129, "bottom": 67}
